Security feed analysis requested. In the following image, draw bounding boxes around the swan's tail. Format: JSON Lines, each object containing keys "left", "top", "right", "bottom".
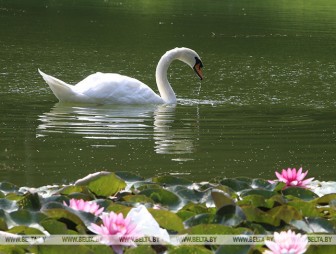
{"left": 38, "top": 69, "right": 80, "bottom": 102}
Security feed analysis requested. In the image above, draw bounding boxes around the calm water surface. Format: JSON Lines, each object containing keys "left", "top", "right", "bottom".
{"left": 0, "top": 0, "right": 335, "bottom": 186}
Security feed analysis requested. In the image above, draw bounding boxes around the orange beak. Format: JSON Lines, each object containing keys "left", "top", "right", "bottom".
{"left": 194, "top": 62, "right": 203, "bottom": 80}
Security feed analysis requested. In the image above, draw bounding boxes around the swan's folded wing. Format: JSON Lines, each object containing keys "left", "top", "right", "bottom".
{"left": 74, "top": 72, "right": 163, "bottom": 104}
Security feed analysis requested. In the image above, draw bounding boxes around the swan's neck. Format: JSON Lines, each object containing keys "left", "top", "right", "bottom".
{"left": 156, "top": 51, "right": 177, "bottom": 104}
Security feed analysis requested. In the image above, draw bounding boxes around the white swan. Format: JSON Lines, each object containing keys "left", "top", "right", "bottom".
{"left": 38, "top": 47, "right": 203, "bottom": 104}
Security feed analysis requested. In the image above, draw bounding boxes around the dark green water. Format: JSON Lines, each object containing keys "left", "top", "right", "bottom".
{"left": 0, "top": 0, "right": 335, "bottom": 186}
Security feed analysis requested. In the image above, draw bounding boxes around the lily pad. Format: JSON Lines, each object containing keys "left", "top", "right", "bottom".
{"left": 180, "top": 224, "right": 252, "bottom": 235}
{"left": 215, "top": 204, "right": 246, "bottom": 227}
{"left": 168, "top": 245, "right": 213, "bottom": 254}
{"left": 116, "top": 171, "right": 144, "bottom": 182}
{"left": 211, "top": 189, "right": 235, "bottom": 209}
{"left": 216, "top": 245, "right": 252, "bottom": 254}
{"left": 152, "top": 175, "right": 192, "bottom": 186}
{"left": 122, "top": 194, "right": 155, "bottom": 204}
{"left": 267, "top": 205, "right": 302, "bottom": 224}
{"left": 282, "top": 187, "right": 318, "bottom": 201}
{"left": 313, "top": 193, "right": 336, "bottom": 205}
{"left": 124, "top": 245, "right": 157, "bottom": 254}
{"left": 8, "top": 210, "right": 47, "bottom": 227}
{"left": 290, "top": 217, "right": 336, "bottom": 233}
{"left": 241, "top": 206, "right": 280, "bottom": 226}
{"left": 75, "top": 172, "right": 126, "bottom": 197}
{"left": 240, "top": 189, "right": 277, "bottom": 199}
{"left": 219, "top": 178, "right": 250, "bottom": 192}
{"left": 139, "top": 188, "right": 181, "bottom": 209}
{"left": 184, "top": 213, "right": 216, "bottom": 228}
{"left": 148, "top": 208, "right": 184, "bottom": 232}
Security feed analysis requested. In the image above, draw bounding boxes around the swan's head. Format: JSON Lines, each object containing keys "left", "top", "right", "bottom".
{"left": 174, "top": 47, "right": 204, "bottom": 80}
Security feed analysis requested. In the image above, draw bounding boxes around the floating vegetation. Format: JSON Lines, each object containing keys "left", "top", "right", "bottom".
{"left": 0, "top": 171, "right": 336, "bottom": 253}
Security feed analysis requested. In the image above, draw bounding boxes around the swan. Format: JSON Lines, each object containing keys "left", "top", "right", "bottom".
{"left": 38, "top": 47, "right": 203, "bottom": 104}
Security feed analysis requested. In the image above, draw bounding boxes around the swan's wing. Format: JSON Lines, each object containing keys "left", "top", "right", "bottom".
{"left": 74, "top": 72, "right": 163, "bottom": 104}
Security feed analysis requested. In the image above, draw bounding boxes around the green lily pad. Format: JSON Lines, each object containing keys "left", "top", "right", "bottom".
{"left": 17, "top": 192, "right": 41, "bottom": 210}
{"left": 152, "top": 175, "right": 192, "bottom": 186}
{"left": 313, "top": 193, "right": 336, "bottom": 205}
{"left": 219, "top": 178, "right": 250, "bottom": 192}
{"left": 116, "top": 171, "right": 144, "bottom": 182}
{"left": 168, "top": 245, "right": 213, "bottom": 254}
{"left": 184, "top": 213, "right": 216, "bottom": 228}
{"left": 240, "top": 188, "right": 277, "bottom": 199}
{"left": 8, "top": 210, "right": 47, "bottom": 227}
{"left": 267, "top": 205, "right": 302, "bottom": 224}
{"left": 7, "top": 225, "right": 44, "bottom": 235}
{"left": 287, "top": 201, "right": 322, "bottom": 217}
{"left": 241, "top": 206, "right": 280, "bottom": 226}
{"left": 211, "top": 189, "right": 235, "bottom": 209}
{"left": 215, "top": 204, "right": 246, "bottom": 227}
{"left": 37, "top": 245, "right": 98, "bottom": 254}
{"left": 139, "top": 188, "right": 181, "bottom": 209}
{"left": 75, "top": 172, "right": 126, "bottom": 197}
{"left": 171, "top": 185, "right": 205, "bottom": 203}
{"left": 122, "top": 194, "right": 155, "bottom": 204}
{"left": 124, "top": 245, "right": 157, "bottom": 254}
{"left": 0, "top": 198, "right": 18, "bottom": 212}
{"left": 0, "top": 182, "right": 18, "bottom": 193}
{"left": 0, "top": 246, "right": 27, "bottom": 254}
{"left": 238, "top": 195, "right": 276, "bottom": 209}
{"left": 180, "top": 224, "right": 252, "bottom": 235}
{"left": 148, "top": 208, "right": 184, "bottom": 232}
{"left": 291, "top": 217, "right": 336, "bottom": 233}
{"left": 282, "top": 187, "right": 318, "bottom": 201}
{"left": 305, "top": 245, "right": 336, "bottom": 254}
{"left": 216, "top": 245, "right": 252, "bottom": 254}
{"left": 40, "top": 218, "right": 69, "bottom": 234}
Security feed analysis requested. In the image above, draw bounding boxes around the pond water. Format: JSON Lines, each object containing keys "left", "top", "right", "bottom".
{"left": 0, "top": 0, "right": 335, "bottom": 187}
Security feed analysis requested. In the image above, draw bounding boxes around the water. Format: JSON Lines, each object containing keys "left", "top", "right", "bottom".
{"left": 0, "top": 0, "right": 335, "bottom": 186}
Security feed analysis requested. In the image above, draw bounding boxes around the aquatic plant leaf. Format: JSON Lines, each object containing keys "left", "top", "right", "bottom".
{"left": 0, "top": 198, "right": 18, "bottom": 212}
{"left": 238, "top": 195, "right": 276, "bottom": 209}
{"left": 287, "top": 201, "right": 321, "bottom": 217}
{"left": 184, "top": 213, "right": 216, "bottom": 228}
{"left": 8, "top": 210, "right": 47, "bottom": 227}
{"left": 139, "top": 188, "right": 181, "bottom": 209}
{"left": 168, "top": 245, "right": 213, "bottom": 254}
{"left": 17, "top": 192, "right": 41, "bottom": 210}
{"left": 290, "top": 217, "right": 336, "bottom": 233}
{"left": 267, "top": 205, "right": 302, "bottom": 223}
{"left": 241, "top": 206, "right": 280, "bottom": 226}
{"left": 7, "top": 225, "right": 44, "bottom": 235}
{"left": 180, "top": 224, "right": 251, "bottom": 235}
{"left": 41, "top": 204, "right": 86, "bottom": 233}
{"left": 0, "top": 182, "right": 18, "bottom": 193}
{"left": 148, "top": 208, "right": 184, "bottom": 232}
{"left": 122, "top": 194, "right": 155, "bottom": 204}
{"left": 313, "top": 193, "right": 336, "bottom": 205}
{"left": 152, "top": 175, "right": 192, "bottom": 186}
{"left": 219, "top": 178, "right": 250, "bottom": 192}
{"left": 171, "top": 185, "right": 205, "bottom": 203}
{"left": 115, "top": 171, "right": 144, "bottom": 182}
{"left": 88, "top": 245, "right": 116, "bottom": 254}
{"left": 282, "top": 187, "right": 318, "bottom": 201}
{"left": 124, "top": 244, "right": 157, "bottom": 254}
{"left": 40, "top": 219, "right": 69, "bottom": 234}
{"left": 216, "top": 245, "right": 252, "bottom": 254}
{"left": 215, "top": 204, "right": 246, "bottom": 227}
{"left": 75, "top": 172, "right": 126, "bottom": 197}
{"left": 37, "top": 245, "right": 96, "bottom": 254}
{"left": 211, "top": 189, "right": 235, "bottom": 209}
{"left": 305, "top": 245, "right": 336, "bottom": 254}
{"left": 0, "top": 246, "right": 26, "bottom": 254}
{"left": 240, "top": 189, "right": 277, "bottom": 199}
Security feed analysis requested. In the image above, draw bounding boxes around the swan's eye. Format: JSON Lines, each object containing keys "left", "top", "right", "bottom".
{"left": 193, "top": 57, "right": 204, "bottom": 80}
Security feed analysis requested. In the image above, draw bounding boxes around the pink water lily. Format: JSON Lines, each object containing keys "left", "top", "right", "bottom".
{"left": 63, "top": 198, "right": 104, "bottom": 216}
{"left": 88, "top": 211, "right": 138, "bottom": 254}
{"left": 264, "top": 230, "right": 308, "bottom": 254}
{"left": 88, "top": 205, "right": 170, "bottom": 254}
{"left": 271, "top": 167, "right": 314, "bottom": 188}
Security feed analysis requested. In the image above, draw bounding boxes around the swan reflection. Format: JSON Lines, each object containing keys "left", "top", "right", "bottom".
{"left": 37, "top": 103, "right": 196, "bottom": 155}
